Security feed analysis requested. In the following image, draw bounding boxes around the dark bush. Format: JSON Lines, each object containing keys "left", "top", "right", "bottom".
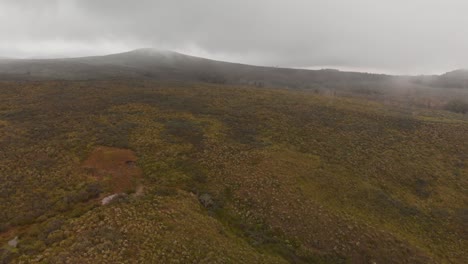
{"left": 414, "top": 178, "right": 431, "bottom": 198}
{"left": 445, "top": 99, "right": 468, "bottom": 114}
{"left": 162, "top": 119, "right": 204, "bottom": 148}
{"left": 154, "top": 187, "right": 178, "bottom": 196}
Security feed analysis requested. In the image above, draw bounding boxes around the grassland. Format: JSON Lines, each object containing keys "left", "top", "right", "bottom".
{"left": 0, "top": 80, "right": 466, "bottom": 263}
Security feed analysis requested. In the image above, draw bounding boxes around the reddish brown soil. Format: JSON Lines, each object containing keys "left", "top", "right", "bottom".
{"left": 82, "top": 146, "right": 142, "bottom": 193}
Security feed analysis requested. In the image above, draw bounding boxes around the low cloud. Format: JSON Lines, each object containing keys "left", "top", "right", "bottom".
{"left": 1, "top": 0, "right": 467, "bottom": 74}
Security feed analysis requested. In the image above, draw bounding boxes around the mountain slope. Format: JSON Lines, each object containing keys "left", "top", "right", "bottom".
{"left": 0, "top": 80, "right": 466, "bottom": 263}
{"left": 0, "top": 48, "right": 392, "bottom": 87}
{"left": 412, "top": 69, "right": 468, "bottom": 89}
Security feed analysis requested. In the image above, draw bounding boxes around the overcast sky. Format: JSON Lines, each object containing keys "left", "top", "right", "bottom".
{"left": 0, "top": 0, "right": 467, "bottom": 74}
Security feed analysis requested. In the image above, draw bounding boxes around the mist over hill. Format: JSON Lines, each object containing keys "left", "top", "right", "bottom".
{"left": 1, "top": 48, "right": 467, "bottom": 116}
{"left": 1, "top": 49, "right": 467, "bottom": 93}
{"left": 408, "top": 69, "right": 467, "bottom": 88}
{"left": 0, "top": 48, "right": 386, "bottom": 84}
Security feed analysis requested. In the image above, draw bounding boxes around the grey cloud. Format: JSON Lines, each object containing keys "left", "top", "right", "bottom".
{"left": 0, "top": 0, "right": 467, "bottom": 74}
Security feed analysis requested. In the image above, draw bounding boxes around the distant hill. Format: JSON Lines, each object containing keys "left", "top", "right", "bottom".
{"left": 438, "top": 69, "right": 468, "bottom": 88}
{"left": 0, "top": 49, "right": 466, "bottom": 93}
{"left": 442, "top": 69, "right": 468, "bottom": 78}
{"left": 0, "top": 48, "right": 391, "bottom": 89}
{"left": 411, "top": 69, "right": 468, "bottom": 89}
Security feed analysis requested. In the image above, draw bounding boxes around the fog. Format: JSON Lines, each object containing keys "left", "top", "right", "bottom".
{"left": 1, "top": 0, "right": 467, "bottom": 74}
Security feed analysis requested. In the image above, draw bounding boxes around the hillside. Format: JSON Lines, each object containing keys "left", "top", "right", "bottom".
{"left": 1, "top": 49, "right": 467, "bottom": 111}
{"left": 0, "top": 79, "right": 467, "bottom": 263}
{"left": 437, "top": 69, "right": 468, "bottom": 88}
{"left": 411, "top": 69, "right": 468, "bottom": 90}
{"left": 0, "top": 49, "right": 389, "bottom": 85}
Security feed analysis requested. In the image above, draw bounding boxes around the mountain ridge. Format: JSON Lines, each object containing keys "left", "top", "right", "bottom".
{"left": 2, "top": 48, "right": 465, "bottom": 76}
{"left": 0, "top": 48, "right": 466, "bottom": 90}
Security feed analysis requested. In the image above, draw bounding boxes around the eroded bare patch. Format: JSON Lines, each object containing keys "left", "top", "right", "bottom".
{"left": 82, "top": 146, "right": 142, "bottom": 194}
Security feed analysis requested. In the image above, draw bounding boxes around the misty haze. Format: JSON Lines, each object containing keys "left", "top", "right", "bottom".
{"left": 0, "top": 1, "right": 467, "bottom": 264}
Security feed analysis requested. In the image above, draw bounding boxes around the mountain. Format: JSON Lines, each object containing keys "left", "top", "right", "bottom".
{"left": 1, "top": 48, "right": 466, "bottom": 113}
{"left": 0, "top": 48, "right": 392, "bottom": 88}
{"left": 2, "top": 48, "right": 468, "bottom": 95}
